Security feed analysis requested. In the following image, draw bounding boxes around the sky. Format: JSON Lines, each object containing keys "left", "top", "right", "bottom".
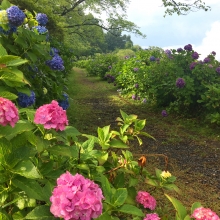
{"left": 126, "top": 0, "right": 220, "bottom": 61}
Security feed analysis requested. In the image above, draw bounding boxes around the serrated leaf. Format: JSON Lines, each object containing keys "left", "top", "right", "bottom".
{"left": 112, "top": 188, "right": 127, "bottom": 207}
{"left": 12, "top": 177, "right": 46, "bottom": 201}
{"left": 118, "top": 204, "right": 144, "bottom": 217}
{"left": 25, "top": 205, "right": 56, "bottom": 219}
{"left": 12, "top": 159, "right": 42, "bottom": 179}
{"left": 0, "top": 91, "right": 17, "bottom": 100}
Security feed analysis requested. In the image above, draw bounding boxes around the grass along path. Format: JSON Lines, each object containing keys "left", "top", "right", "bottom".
{"left": 66, "top": 67, "right": 220, "bottom": 215}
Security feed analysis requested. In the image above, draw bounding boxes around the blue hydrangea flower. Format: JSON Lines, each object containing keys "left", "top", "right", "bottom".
{"left": 161, "top": 110, "right": 168, "bottom": 117}
{"left": 0, "top": 25, "right": 17, "bottom": 35}
{"left": 17, "top": 91, "right": 35, "bottom": 107}
{"left": 184, "top": 44, "right": 192, "bottom": 51}
{"left": 58, "top": 93, "right": 69, "bottom": 110}
{"left": 46, "top": 55, "right": 65, "bottom": 71}
{"left": 192, "top": 52, "right": 199, "bottom": 59}
{"left": 50, "top": 47, "right": 59, "bottom": 56}
{"left": 33, "top": 25, "right": 48, "bottom": 34}
{"left": 176, "top": 78, "right": 185, "bottom": 88}
{"left": 6, "top": 6, "right": 25, "bottom": 27}
{"left": 150, "top": 56, "right": 156, "bottom": 61}
{"left": 36, "top": 13, "right": 48, "bottom": 26}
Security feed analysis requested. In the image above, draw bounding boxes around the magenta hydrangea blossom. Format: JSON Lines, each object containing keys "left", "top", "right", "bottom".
{"left": 34, "top": 100, "right": 68, "bottom": 131}
{"left": 50, "top": 172, "right": 104, "bottom": 220}
{"left": 0, "top": 97, "right": 19, "bottom": 127}
{"left": 144, "top": 213, "right": 161, "bottom": 220}
{"left": 136, "top": 191, "right": 156, "bottom": 210}
{"left": 191, "top": 207, "right": 220, "bottom": 220}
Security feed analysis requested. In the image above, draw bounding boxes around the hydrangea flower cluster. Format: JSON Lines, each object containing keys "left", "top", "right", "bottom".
{"left": 108, "top": 65, "right": 112, "bottom": 69}
{"left": 136, "top": 191, "right": 156, "bottom": 210}
{"left": 50, "top": 47, "right": 59, "bottom": 56}
{"left": 211, "top": 51, "right": 216, "bottom": 56}
{"left": 144, "top": 213, "right": 161, "bottom": 220}
{"left": 134, "top": 83, "right": 139, "bottom": 88}
{"left": 34, "top": 100, "right": 68, "bottom": 131}
{"left": 176, "top": 78, "right": 185, "bottom": 88}
{"left": 177, "top": 48, "right": 183, "bottom": 52}
{"left": 142, "top": 98, "right": 147, "bottom": 103}
{"left": 132, "top": 94, "right": 136, "bottom": 100}
{"left": 164, "top": 49, "right": 171, "bottom": 55}
{"left": 150, "top": 56, "right": 156, "bottom": 61}
{"left": 133, "top": 67, "right": 139, "bottom": 71}
{"left": 192, "top": 52, "right": 199, "bottom": 60}
{"left": 161, "top": 110, "right": 168, "bottom": 117}
{"left": 0, "top": 10, "right": 9, "bottom": 25}
{"left": 203, "top": 57, "right": 210, "bottom": 63}
{"left": 184, "top": 44, "right": 192, "bottom": 51}
{"left": 191, "top": 207, "right": 220, "bottom": 220}
{"left": 33, "top": 25, "right": 48, "bottom": 34}
{"left": 36, "top": 13, "right": 48, "bottom": 26}
{"left": 58, "top": 93, "right": 69, "bottom": 110}
{"left": 105, "top": 74, "right": 115, "bottom": 83}
{"left": 46, "top": 55, "right": 65, "bottom": 71}
{"left": 6, "top": 6, "right": 25, "bottom": 27}
{"left": 0, "top": 25, "right": 17, "bottom": 35}
{"left": 0, "top": 97, "right": 19, "bottom": 127}
{"left": 17, "top": 91, "right": 35, "bottom": 108}
{"left": 216, "top": 67, "right": 220, "bottom": 74}
{"left": 50, "top": 172, "right": 104, "bottom": 220}
{"left": 190, "top": 62, "right": 197, "bottom": 70}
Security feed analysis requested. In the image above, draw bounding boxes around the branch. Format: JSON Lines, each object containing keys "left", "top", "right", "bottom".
{"left": 60, "top": 0, "right": 86, "bottom": 16}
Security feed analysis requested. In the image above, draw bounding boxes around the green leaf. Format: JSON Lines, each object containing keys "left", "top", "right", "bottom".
{"left": 47, "top": 145, "right": 74, "bottom": 157}
{"left": 117, "top": 204, "right": 144, "bottom": 217}
{"left": 12, "top": 177, "right": 46, "bottom": 201}
{"left": 184, "top": 215, "right": 191, "bottom": 220}
{"left": 0, "top": 44, "right": 7, "bottom": 56}
{"left": 0, "top": 91, "right": 18, "bottom": 100}
{"left": 0, "top": 208, "right": 10, "bottom": 220}
{"left": 26, "top": 52, "right": 38, "bottom": 62}
{"left": 0, "top": 55, "right": 28, "bottom": 66}
{"left": 165, "top": 194, "right": 188, "bottom": 219}
{"left": 109, "top": 138, "right": 129, "bottom": 149}
{"left": 145, "top": 178, "right": 158, "bottom": 187}
{"left": 96, "top": 212, "right": 119, "bottom": 220}
{"left": 1, "top": 0, "right": 11, "bottom": 10}
{"left": 25, "top": 205, "right": 56, "bottom": 219}
{"left": 112, "top": 188, "right": 127, "bottom": 207}
{"left": 12, "top": 159, "right": 42, "bottom": 179}
{"left": 191, "top": 202, "right": 202, "bottom": 213}
{"left": 97, "top": 175, "right": 112, "bottom": 202}
{"left": 0, "top": 120, "right": 35, "bottom": 140}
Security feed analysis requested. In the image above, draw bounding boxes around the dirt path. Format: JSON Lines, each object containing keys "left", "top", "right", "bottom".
{"left": 69, "top": 68, "right": 220, "bottom": 212}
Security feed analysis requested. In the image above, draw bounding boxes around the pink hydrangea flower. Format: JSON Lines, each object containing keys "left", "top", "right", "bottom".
{"left": 0, "top": 97, "right": 19, "bottom": 127}
{"left": 34, "top": 100, "right": 68, "bottom": 131}
{"left": 191, "top": 207, "right": 220, "bottom": 220}
{"left": 144, "top": 213, "right": 161, "bottom": 220}
{"left": 136, "top": 191, "right": 157, "bottom": 210}
{"left": 50, "top": 172, "right": 104, "bottom": 220}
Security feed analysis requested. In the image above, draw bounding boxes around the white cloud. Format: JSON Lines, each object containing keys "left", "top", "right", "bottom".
{"left": 194, "top": 21, "right": 220, "bottom": 61}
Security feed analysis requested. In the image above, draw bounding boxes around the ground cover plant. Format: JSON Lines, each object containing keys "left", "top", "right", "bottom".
{"left": 0, "top": 1, "right": 220, "bottom": 220}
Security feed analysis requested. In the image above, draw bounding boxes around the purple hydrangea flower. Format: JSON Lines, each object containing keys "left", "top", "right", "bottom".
{"left": 156, "top": 58, "right": 160, "bottom": 62}
{"left": 161, "top": 110, "right": 168, "bottom": 117}
{"left": 184, "top": 44, "right": 192, "bottom": 51}
{"left": 177, "top": 48, "right": 183, "bottom": 53}
{"left": 190, "top": 62, "right": 197, "bottom": 70}
{"left": 165, "top": 49, "right": 171, "bottom": 55}
{"left": 211, "top": 51, "right": 216, "bottom": 56}
{"left": 216, "top": 67, "right": 220, "bottom": 74}
{"left": 46, "top": 55, "right": 65, "bottom": 71}
{"left": 36, "top": 13, "right": 48, "bottom": 26}
{"left": 203, "top": 57, "right": 210, "bottom": 63}
{"left": 176, "top": 78, "right": 185, "bottom": 88}
{"left": 134, "top": 83, "right": 139, "bottom": 88}
{"left": 133, "top": 67, "right": 139, "bottom": 72}
{"left": 17, "top": 91, "right": 35, "bottom": 107}
{"left": 132, "top": 94, "right": 136, "bottom": 100}
{"left": 108, "top": 66, "right": 112, "bottom": 69}
{"left": 142, "top": 98, "right": 147, "bottom": 103}
{"left": 150, "top": 56, "right": 156, "bottom": 61}
{"left": 192, "top": 52, "right": 199, "bottom": 60}
{"left": 6, "top": 6, "right": 25, "bottom": 27}
{"left": 33, "top": 25, "right": 48, "bottom": 34}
